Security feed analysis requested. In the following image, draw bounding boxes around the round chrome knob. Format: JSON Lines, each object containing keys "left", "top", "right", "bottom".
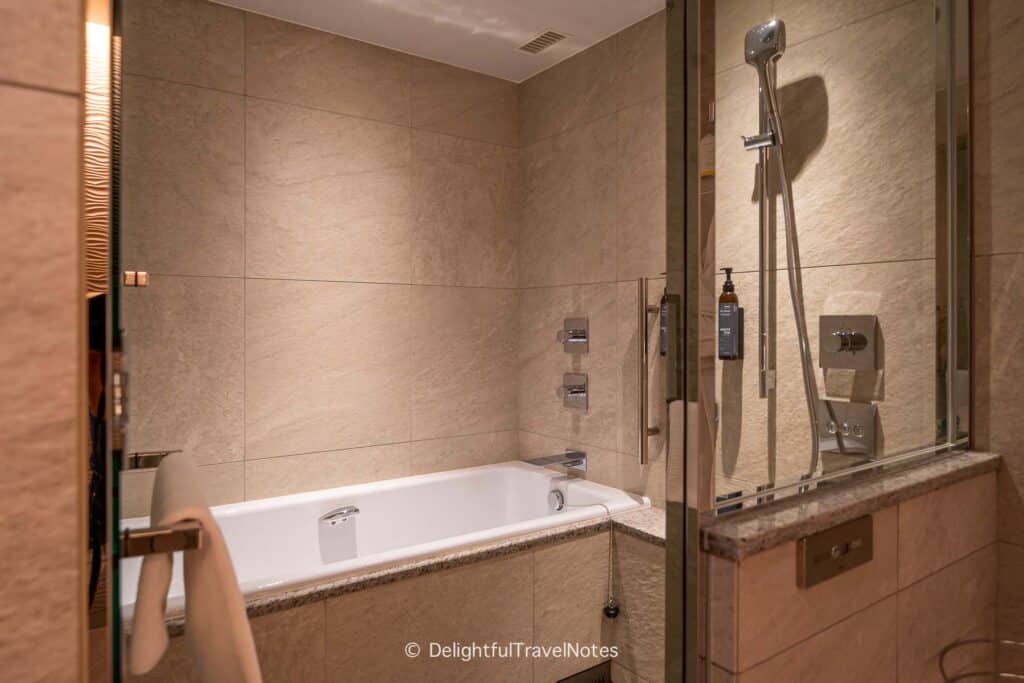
{"left": 823, "top": 330, "right": 868, "bottom": 354}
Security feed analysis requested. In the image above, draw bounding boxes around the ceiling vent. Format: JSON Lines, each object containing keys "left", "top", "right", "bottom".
{"left": 519, "top": 30, "right": 568, "bottom": 54}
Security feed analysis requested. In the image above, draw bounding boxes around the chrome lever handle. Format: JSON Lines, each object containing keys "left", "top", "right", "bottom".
{"left": 822, "top": 330, "right": 868, "bottom": 353}
{"left": 556, "top": 329, "right": 588, "bottom": 344}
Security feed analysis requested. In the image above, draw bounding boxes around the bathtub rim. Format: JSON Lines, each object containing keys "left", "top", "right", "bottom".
{"left": 120, "top": 460, "right": 655, "bottom": 626}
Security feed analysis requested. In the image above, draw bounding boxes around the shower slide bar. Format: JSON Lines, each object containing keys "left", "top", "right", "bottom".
{"left": 742, "top": 19, "right": 821, "bottom": 481}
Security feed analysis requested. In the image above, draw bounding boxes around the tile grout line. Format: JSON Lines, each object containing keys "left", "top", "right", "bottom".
{"left": 713, "top": 0, "right": 921, "bottom": 77}
{"left": 0, "top": 77, "right": 81, "bottom": 98}
{"left": 242, "top": 428, "right": 520, "bottom": 464}
{"left": 518, "top": 91, "right": 666, "bottom": 150}
{"left": 121, "top": 69, "right": 520, "bottom": 151}
{"left": 713, "top": 255, "right": 938, "bottom": 278}
{"left": 735, "top": 541, "right": 998, "bottom": 674}
{"left": 975, "top": 250, "right": 1024, "bottom": 259}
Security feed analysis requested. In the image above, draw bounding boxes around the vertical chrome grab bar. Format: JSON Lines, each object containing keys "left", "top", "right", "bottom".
{"left": 638, "top": 278, "right": 661, "bottom": 464}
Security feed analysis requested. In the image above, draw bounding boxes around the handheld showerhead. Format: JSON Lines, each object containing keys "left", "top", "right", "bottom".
{"left": 742, "top": 19, "right": 787, "bottom": 151}
{"left": 744, "top": 19, "right": 786, "bottom": 69}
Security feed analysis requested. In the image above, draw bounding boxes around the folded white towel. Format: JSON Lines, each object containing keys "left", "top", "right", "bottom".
{"left": 129, "top": 452, "right": 261, "bottom": 682}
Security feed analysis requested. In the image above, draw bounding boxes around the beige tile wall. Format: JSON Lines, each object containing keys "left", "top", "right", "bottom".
{"left": 516, "top": 11, "right": 668, "bottom": 508}
{"left": 121, "top": 0, "right": 669, "bottom": 514}
{"left": 713, "top": 0, "right": 939, "bottom": 492}
{"left": 120, "top": 0, "right": 524, "bottom": 514}
{"left": 0, "top": 1, "right": 84, "bottom": 680}
{"left": 709, "top": 473, "right": 997, "bottom": 682}
{"left": 121, "top": 529, "right": 665, "bottom": 683}
{"left": 973, "top": 0, "right": 1024, "bottom": 670}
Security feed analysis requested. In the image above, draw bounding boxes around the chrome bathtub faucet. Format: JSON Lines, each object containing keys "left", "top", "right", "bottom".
{"left": 523, "top": 450, "right": 587, "bottom": 472}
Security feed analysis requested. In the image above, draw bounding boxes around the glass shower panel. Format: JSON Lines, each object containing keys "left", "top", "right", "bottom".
{"left": 707, "top": 0, "right": 968, "bottom": 506}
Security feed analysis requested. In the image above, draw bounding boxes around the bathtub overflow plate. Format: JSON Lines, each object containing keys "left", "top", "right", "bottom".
{"left": 548, "top": 490, "right": 565, "bottom": 512}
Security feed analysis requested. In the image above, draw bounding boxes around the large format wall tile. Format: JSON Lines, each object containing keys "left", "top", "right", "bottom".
{"left": 605, "top": 532, "right": 666, "bottom": 682}
{"left": 711, "top": 64, "right": 760, "bottom": 274}
{"left": 245, "top": 280, "right": 411, "bottom": 460}
{"left": 615, "top": 12, "right": 666, "bottom": 111}
{"left": 773, "top": 0, "right": 908, "bottom": 47}
{"left": 998, "top": 542, "right": 1024, "bottom": 672}
{"left": 718, "top": 506, "right": 898, "bottom": 672}
{"left": 519, "top": 10, "right": 665, "bottom": 146}
{"left": 244, "top": 443, "right": 411, "bottom": 500}
{"left": 0, "top": 0, "right": 80, "bottom": 93}
{"left": 899, "top": 472, "right": 997, "bottom": 587}
{"left": 897, "top": 545, "right": 997, "bottom": 683}
{"left": 774, "top": 260, "right": 936, "bottom": 480}
{"left": 973, "top": 254, "right": 1024, "bottom": 545}
{"left": 128, "top": 601, "right": 326, "bottom": 683}
{"left": 714, "top": 0, "right": 772, "bottom": 73}
{"left": 410, "top": 286, "right": 517, "bottom": 440}
{"left": 245, "top": 13, "right": 411, "bottom": 126}
{"left": 617, "top": 98, "right": 667, "bottom": 282}
{"left": 122, "top": 0, "right": 244, "bottom": 92}
{"left": 0, "top": 84, "right": 81, "bottom": 682}
{"left": 519, "top": 116, "right": 617, "bottom": 287}
{"left": 122, "top": 75, "right": 244, "bottom": 277}
{"left": 324, "top": 553, "right": 533, "bottom": 682}
{"left": 519, "top": 34, "right": 619, "bottom": 146}
{"left": 737, "top": 596, "right": 898, "bottom": 683}
{"left": 518, "top": 283, "right": 619, "bottom": 451}
{"left": 245, "top": 98, "right": 412, "bottom": 283}
{"left": 717, "top": 259, "right": 937, "bottom": 488}
{"left": 716, "top": 1, "right": 935, "bottom": 273}
{"left": 123, "top": 275, "right": 244, "bottom": 465}
{"left": 407, "top": 431, "right": 518, "bottom": 475}
{"left": 410, "top": 131, "right": 518, "bottom": 288}
{"left": 410, "top": 58, "right": 519, "bottom": 147}
{"left": 121, "top": 462, "right": 244, "bottom": 518}
{"left": 533, "top": 533, "right": 610, "bottom": 682}
{"left": 973, "top": 0, "right": 1024, "bottom": 256}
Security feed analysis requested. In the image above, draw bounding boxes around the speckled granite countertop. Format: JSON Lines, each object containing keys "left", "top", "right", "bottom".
{"left": 702, "top": 451, "right": 999, "bottom": 561}
{"left": 157, "top": 505, "right": 666, "bottom": 635}
{"left": 613, "top": 506, "right": 666, "bottom": 546}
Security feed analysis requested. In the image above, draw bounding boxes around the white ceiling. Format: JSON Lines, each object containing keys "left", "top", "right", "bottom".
{"left": 214, "top": 0, "right": 664, "bottom": 83}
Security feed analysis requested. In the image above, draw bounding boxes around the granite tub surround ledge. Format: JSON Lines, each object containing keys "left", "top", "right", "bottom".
{"left": 147, "top": 506, "right": 666, "bottom": 635}
{"left": 703, "top": 451, "right": 1000, "bottom": 560}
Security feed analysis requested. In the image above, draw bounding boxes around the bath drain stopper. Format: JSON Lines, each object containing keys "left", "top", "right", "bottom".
{"left": 603, "top": 598, "right": 619, "bottom": 619}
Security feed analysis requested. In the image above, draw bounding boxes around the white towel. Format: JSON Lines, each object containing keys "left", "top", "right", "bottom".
{"left": 129, "top": 452, "right": 261, "bottom": 682}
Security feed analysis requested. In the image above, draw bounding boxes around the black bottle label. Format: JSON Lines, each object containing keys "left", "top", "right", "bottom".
{"left": 718, "top": 303, "right": 743, "bottom": 360}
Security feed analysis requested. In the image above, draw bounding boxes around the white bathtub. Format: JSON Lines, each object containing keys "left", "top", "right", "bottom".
{"left": 120, "top": 461, "right": 647, "bottom": 619}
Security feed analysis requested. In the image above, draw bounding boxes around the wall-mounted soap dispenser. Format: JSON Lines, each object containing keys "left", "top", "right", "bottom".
{"left": 718, "top": 268, "right": 743, "bottom": 360}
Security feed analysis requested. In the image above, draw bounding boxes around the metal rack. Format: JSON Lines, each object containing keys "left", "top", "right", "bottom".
{"left": 940, "top": 638, "right": 1024, "bottom": 681}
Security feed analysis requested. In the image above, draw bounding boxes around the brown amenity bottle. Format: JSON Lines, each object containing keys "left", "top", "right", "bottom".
{"left": 718, "top": 267, "right": 743, "bottom": 360}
